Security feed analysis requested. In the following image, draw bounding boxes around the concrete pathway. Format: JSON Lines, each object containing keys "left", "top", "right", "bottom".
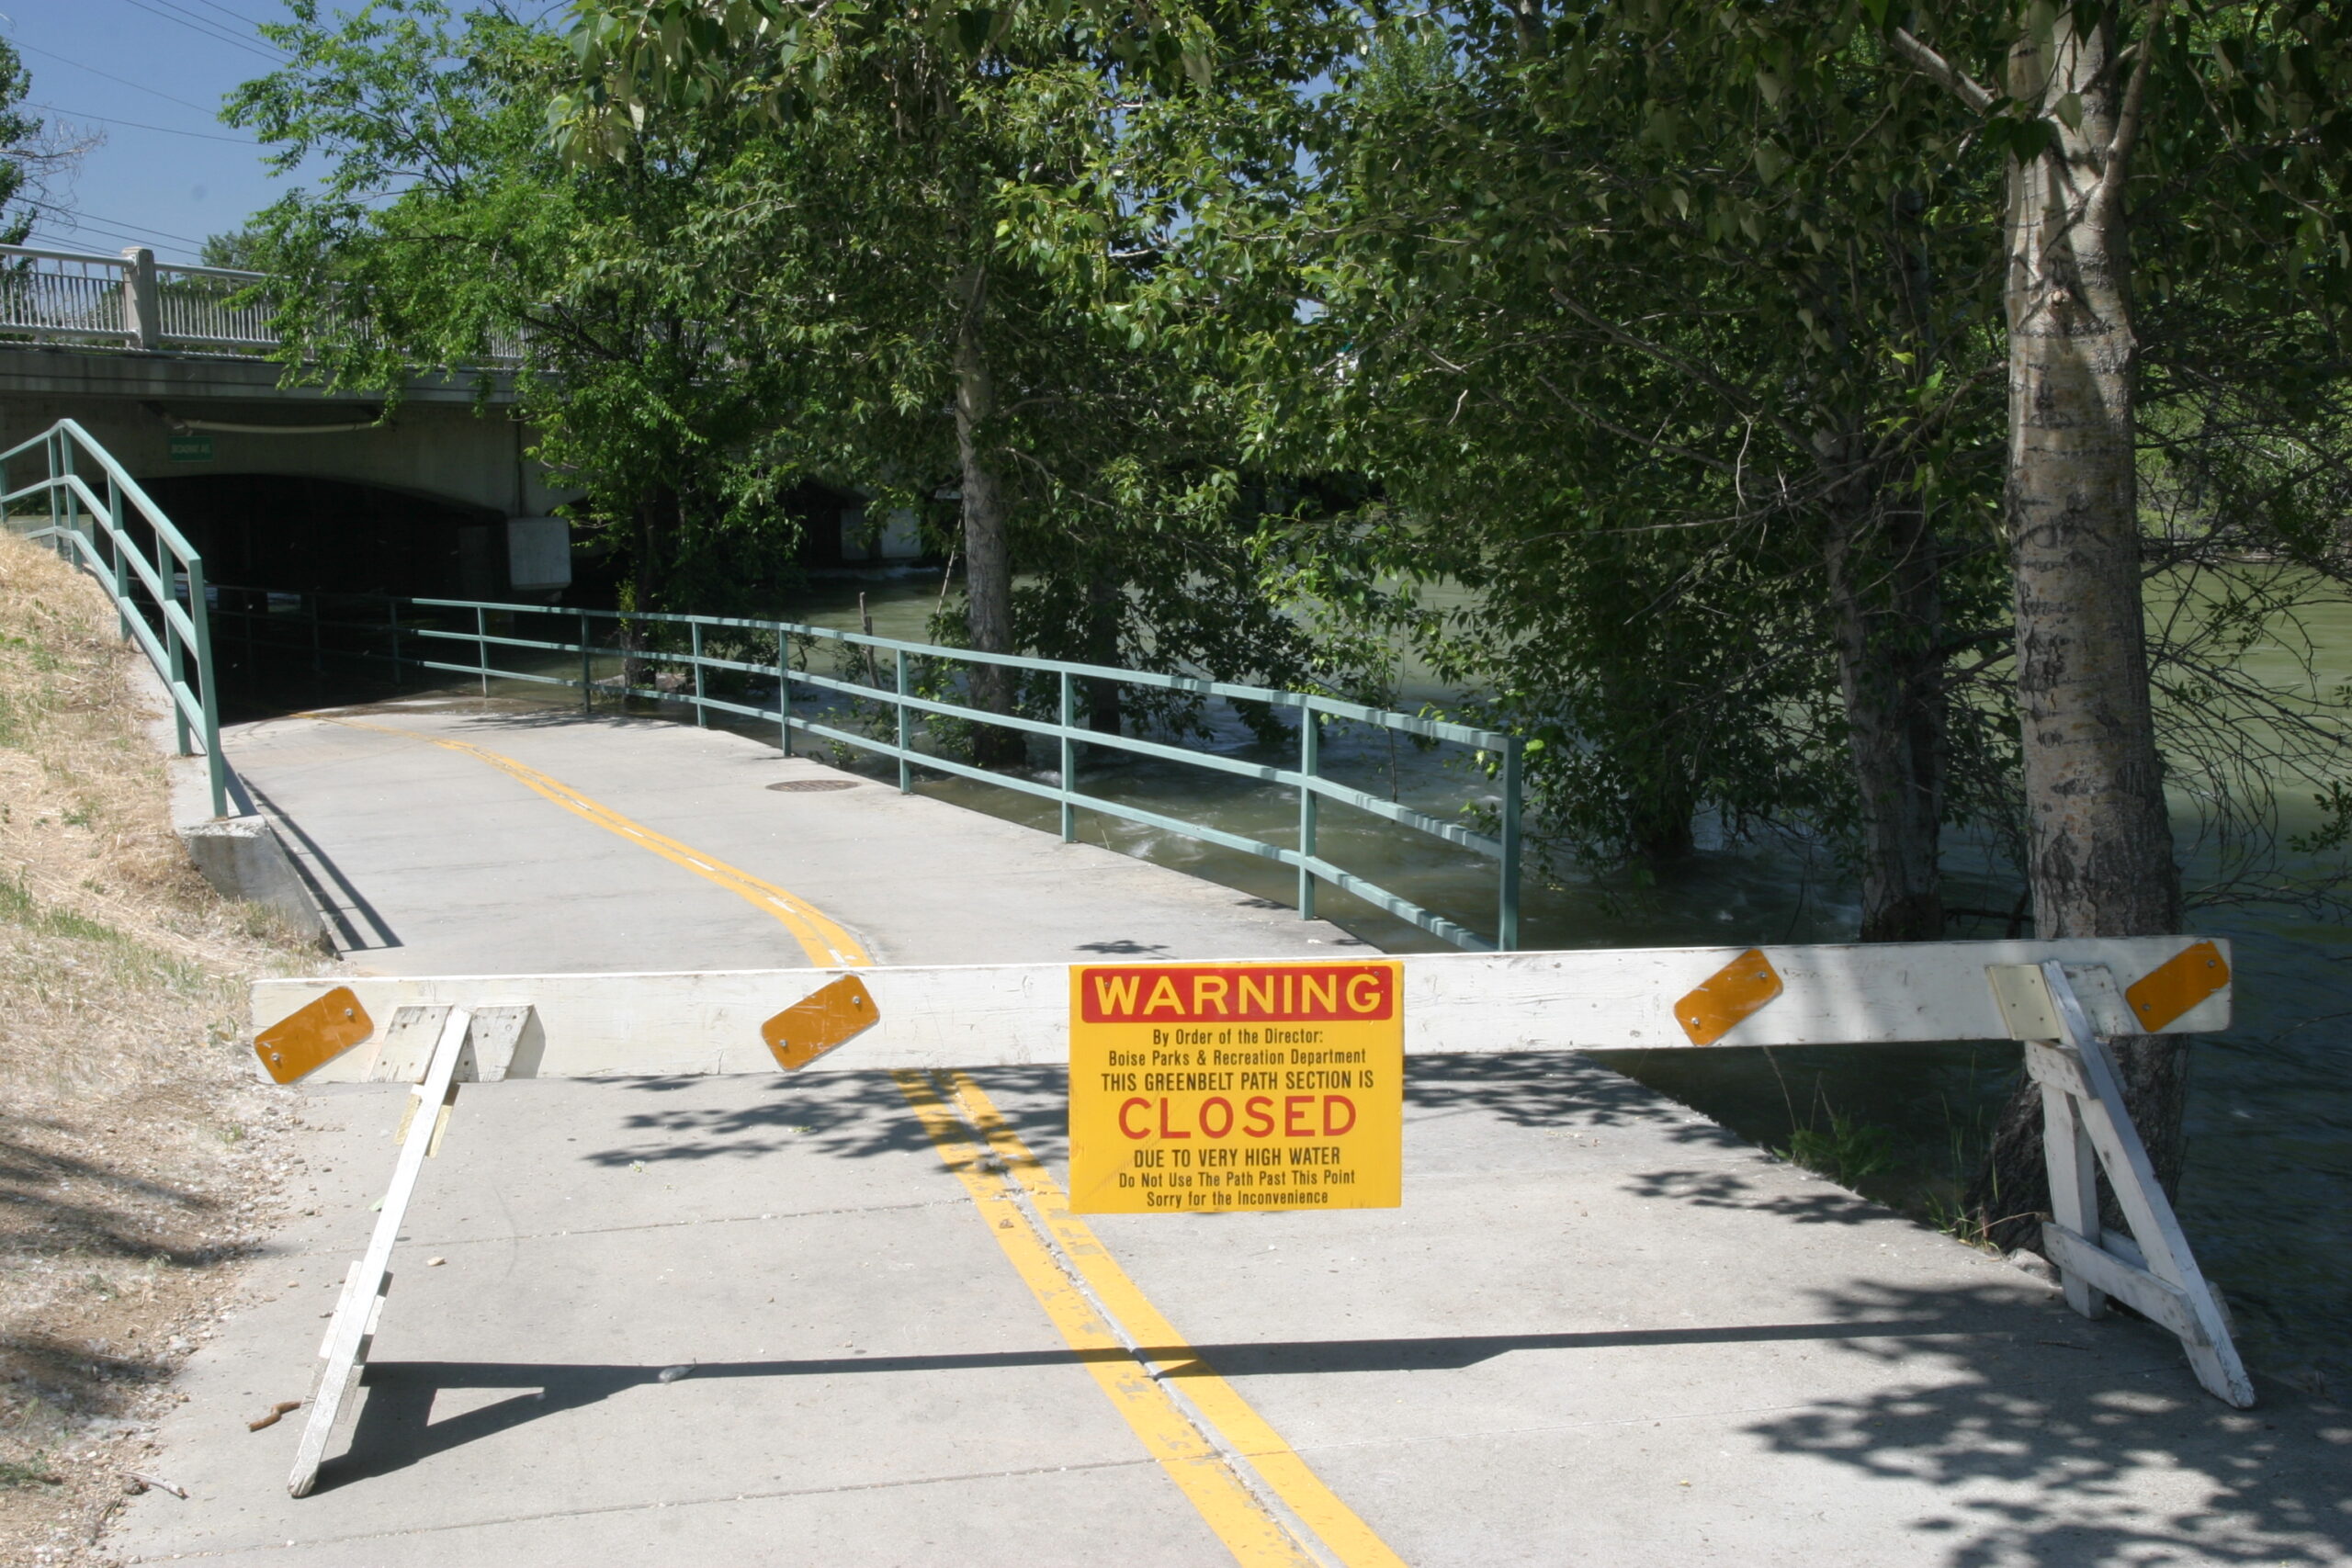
{"left": 228, "top": 698, "right": 1367, "bottom": 973}
{"left": 105, "top": 700, "right": 2352, "bottom": 1566}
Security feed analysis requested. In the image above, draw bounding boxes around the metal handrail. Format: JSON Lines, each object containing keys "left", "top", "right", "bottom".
{"left": 0, "top": 241, "right": 268, "bottom": 285}
{"left": 0, "top": 419, "right": 228, "bottom": 817}
{"left": 211, "top": 589, "right": 1525, "bottom": 951}
{"left": 0, "top": 244, "right": 281, "bottom": 352}
{"left": 0, "top": 243, "right": 524, "bottom": 363}
{"left": 0, "top": 417, "right": 1522, "bottom": 939}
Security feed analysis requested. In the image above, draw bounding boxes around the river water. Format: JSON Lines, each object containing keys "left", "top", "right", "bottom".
{"left": 775, "top": 573, "right": 2348, "bottom": 1396}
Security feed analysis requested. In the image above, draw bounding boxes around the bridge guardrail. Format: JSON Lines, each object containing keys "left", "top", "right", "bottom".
{"left": 0, "top": 243, "right": 525, "bottom": 361}
{"left": 212, "top": 588, "right": 1525, "bottom": 953}
{"left": 0, "top": 244, "right": 276, "bottom": 353}
{"left": 0, "top": 404, "right": 1514, "bottom": 945}
{"left": 0, "top": 419, "right": 227, "bottom": 817}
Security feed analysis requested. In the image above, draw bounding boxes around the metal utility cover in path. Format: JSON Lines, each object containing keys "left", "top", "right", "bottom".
{"left": 1067, "top": 961, "right": 1404, "bottom": 1214}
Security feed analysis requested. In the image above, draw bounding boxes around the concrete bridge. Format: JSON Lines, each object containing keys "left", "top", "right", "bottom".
{"left": 0, "top": 244, "right": 920, "bottom": 598}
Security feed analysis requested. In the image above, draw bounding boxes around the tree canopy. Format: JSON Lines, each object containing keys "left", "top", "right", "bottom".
{"left": 230, "top": 0, "right": 2352, "bottom": 924}
{"left": 0, "top": 42, "right": 34, "bottom": 244}
{"left": 1283, "top": 0, "right": 2352, "bottom": 935}
{"left": 232, "top": 0, "right": 1365, "bottom": 744}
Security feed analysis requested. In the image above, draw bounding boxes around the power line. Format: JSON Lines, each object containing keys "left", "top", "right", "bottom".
{"left": 28, "top": 102, "right": 257, "bottom": 146}
{"left": 26, "top": 220, "right": 203, "bottom": 262}
{"left": 53, "top": 207, "right": 213, "bottom": 248}
{"left": 27, "top": 220, "right": 159, "bottom": 250}
{"left": 10, "top": 39, "right": 222, "bottom": 117}
{"left": 79, "top": 215, "right": 211, "bottom": 247}
{"left": 110, "top": 0, "right": 289, "bottom": 62}
{"left": 121, "top": 0, "right": 290, "bottom": 56}
{"left": 141, "top": 0, "right": 290, "bottom": 52}
{"left": 176, "top": 0, "right": 272, "bottom": 28}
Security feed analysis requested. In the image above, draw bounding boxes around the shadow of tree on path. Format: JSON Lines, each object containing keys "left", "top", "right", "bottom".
{"left": 1737, "top": 1279, "right": 2351, "bottom": 1566}
{"left": 571, "top": 1071, "right": 939, "bottom": 1170}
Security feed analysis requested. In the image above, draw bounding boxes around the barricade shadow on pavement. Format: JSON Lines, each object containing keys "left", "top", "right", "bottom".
{"left": 322, "top": 1314, "right": 1978, "bottom": 1490}
{"left": 322, "top": 1289, "right": 2350, "bottom": 1568}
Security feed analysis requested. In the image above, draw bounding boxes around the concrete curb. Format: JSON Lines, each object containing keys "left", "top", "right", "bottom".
{"left": 96, "top": 577, "right": 334, "bottom": 947}
{"left": 175, "top": 793, "right": 330, "bottom": 943}
{"left": 158, "top": 741, "right": 334, "bottom": 950}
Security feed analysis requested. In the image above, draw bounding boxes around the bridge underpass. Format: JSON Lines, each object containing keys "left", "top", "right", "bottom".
{"left": 0, "top": 327, "right": 580, "bottom": 621}
{"left": 0, "top": 244, "right": 927, "bottom": 650}
{"left": 141, "top": 474, "right": 510, "bottom": 599}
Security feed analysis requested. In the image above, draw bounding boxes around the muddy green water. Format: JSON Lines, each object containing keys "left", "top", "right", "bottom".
{"left": 774, "top": 573, "right": 2348, "bottom": 1396}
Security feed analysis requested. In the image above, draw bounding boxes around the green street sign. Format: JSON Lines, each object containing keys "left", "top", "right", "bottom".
{"left": 168, "top": 435, "right": 213, "bottom": 462}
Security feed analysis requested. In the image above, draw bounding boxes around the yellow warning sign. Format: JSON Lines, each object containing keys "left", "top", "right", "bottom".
{"left": 1068, "top": 962, "right": 1404, "bottom": 1214}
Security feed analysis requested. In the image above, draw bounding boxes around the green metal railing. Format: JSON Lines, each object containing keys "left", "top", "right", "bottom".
{"left": 215, "top": 590, "right": 1525, "bottom": 952}
{"left": 0, "top": 417, "right": 1521, "bottom": 945}
{"left": 0, "top": 418, "right": 227, "bottom": 817}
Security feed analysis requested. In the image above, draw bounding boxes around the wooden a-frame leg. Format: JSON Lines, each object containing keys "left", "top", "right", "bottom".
{"left": 2032, "top": 963, "right": 2255, "bottom": 1408}
{"left": 2035, "top": 1067, "right": 2107, "bottom": 1320}
{"left": 288, "top": 1005, "right": 473, "bottom": 1497}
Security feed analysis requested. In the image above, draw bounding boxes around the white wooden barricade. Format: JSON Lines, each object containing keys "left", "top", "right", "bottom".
{"left": 252, "top": 935, "right": 2248, "bottom": 1497}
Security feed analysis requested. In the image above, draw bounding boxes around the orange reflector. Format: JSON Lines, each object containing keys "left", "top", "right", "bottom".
{"left": 2123, "top": 940, "right": 2230, "bottom": 1032}
{"left": 1673, "top": 949, "right": 1783, "bottom": 1046}
{"left": 760, "top": 975, "right": 879, "bottom": 1069}
{"left": 254, "top": 987, "right": 374, "bottom": 1084}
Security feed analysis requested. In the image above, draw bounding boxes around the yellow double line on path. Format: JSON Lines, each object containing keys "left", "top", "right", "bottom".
{"left": 308, "top": 713, "right": 1405, "bottom": 1568}
{"left": 902, "top": 1070, "right": 1407, "bottom": 1567}
{"left": 309, "top": 714, "right": 866, "bottom": 966}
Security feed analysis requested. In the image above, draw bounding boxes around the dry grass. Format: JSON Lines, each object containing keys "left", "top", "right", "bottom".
{"left": 0, "top": 532, "right": 312, "bottom": 1564}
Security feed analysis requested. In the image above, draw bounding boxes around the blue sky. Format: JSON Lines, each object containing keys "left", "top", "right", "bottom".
{"left": 4, "top": 0, "right": 540, "bottom": 265}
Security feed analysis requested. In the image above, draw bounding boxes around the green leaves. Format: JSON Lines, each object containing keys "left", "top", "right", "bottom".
{"left": 1275, "top": 0, "right": 2035, "bottom": 866}
{"left": 233, "top": 0, "right": 2352, "bottom": 897}
{"left": 552, "top": 0, "right": 1238, "bottom": 162}
{"left": 955, "top": 6, "right": 998, "bottom": 57}
{"left": 0, "top": 37, "right": 40, "bottom": 243}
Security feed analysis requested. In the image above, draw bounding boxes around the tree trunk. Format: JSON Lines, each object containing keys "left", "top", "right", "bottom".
{"left": 1508, "top": 0, "right": 1546, "bottom": 58}
{"left": 1626, "top": 770, "right": 1697, "bottom": 862}
{"left": 1804, "top": 218, "right": 1946, "bottom": 942}
{"left": 1083, "top": 570, "right": 1124, "bottom": 736}
{"left": 620, "top": 483, "right": 675, "bottom": 694}
{"left": 953, "top": 265, "right": 1023, "bottom": 768}
{"left": 1598, "top": 648, "right": 1695, "bottom": 860}
{"left": 1824, "top": 498, "right": 1946, "bottom": 942}
{"left": 1968, "top": 6, "right": 2187, "bottom": 1247}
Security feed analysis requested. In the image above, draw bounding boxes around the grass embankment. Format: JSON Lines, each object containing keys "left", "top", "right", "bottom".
{"left": 0, "top": 532, "right": 310, "bottom": 1562}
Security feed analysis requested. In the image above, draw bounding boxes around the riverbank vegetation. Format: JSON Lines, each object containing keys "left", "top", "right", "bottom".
{"left": 225, "top": 0, "right": 2350, "bottom": 1238}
